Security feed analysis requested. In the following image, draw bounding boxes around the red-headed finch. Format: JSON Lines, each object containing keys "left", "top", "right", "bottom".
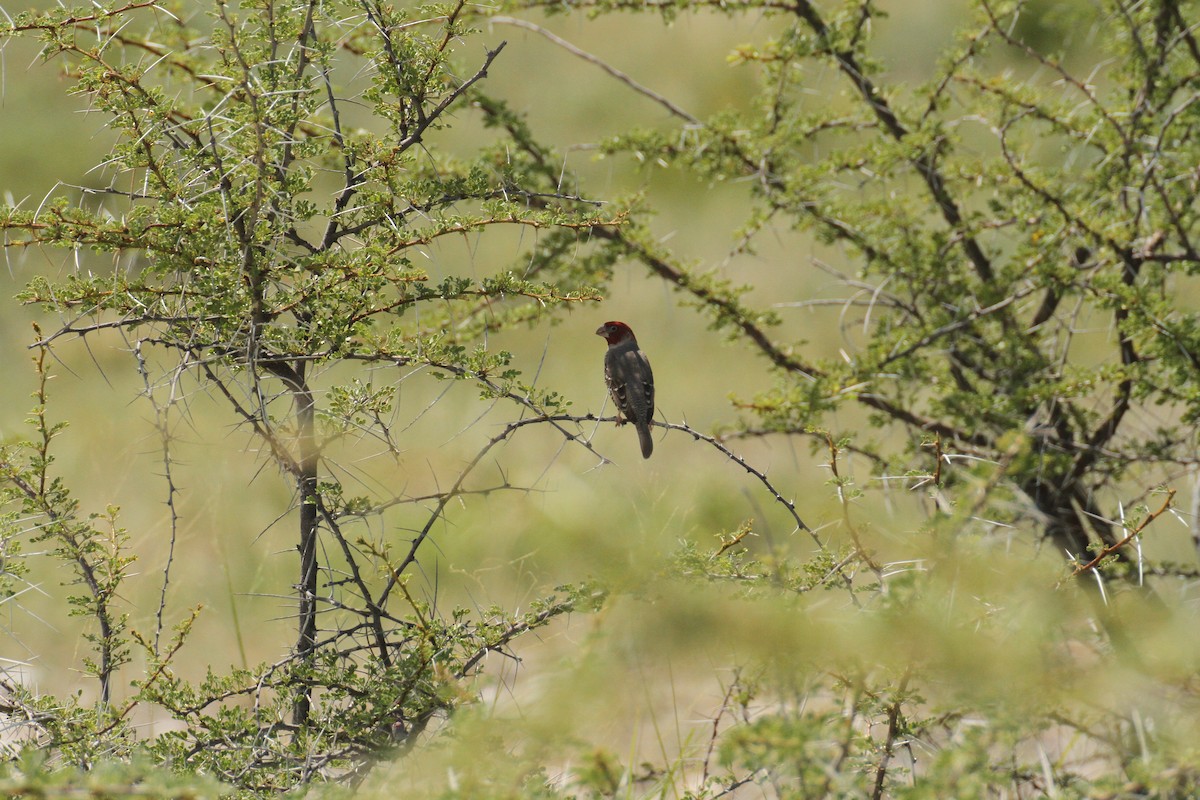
{"left": 596, "top": 321, "right": 655, "bottom": 459}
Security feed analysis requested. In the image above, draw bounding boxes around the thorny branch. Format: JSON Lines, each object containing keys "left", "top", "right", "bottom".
{"left": 1071, "top": 489, "right": 1176, "bottom": 577}
{"left": 133, "top": 339, "right": 186, "bottom": 656}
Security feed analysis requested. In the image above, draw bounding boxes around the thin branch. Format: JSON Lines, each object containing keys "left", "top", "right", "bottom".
{"left": 871, "top": 669, "right": 912, "bottom": 800}
{"left": 657, "top": 420, "right": 814, "bottom": 534}
{"left": 134, "top": 339, "right": 186, "bottom": 656}
{"left": 489, "top": 16, "right": 699, "bottom": 123}
{"left": 1071, "top": 489, "right": 1175, "bottom": 576}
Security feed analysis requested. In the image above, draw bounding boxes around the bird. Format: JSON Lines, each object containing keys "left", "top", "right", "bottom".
{"left": 595, "top": 321, "right": 655, "bottom": 459}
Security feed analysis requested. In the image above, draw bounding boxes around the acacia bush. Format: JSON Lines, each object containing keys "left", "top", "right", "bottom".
{"left": 1, "top": 0, "right": 619, "bottom": 791}
{"left": 2, "top": 0, "right": 1200, "bottom": 797}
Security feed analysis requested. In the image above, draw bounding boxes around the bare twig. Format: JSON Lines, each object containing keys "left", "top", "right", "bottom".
{"left": 134, "top": 339, "right": 187, "bottom": 656}
{"left": 701, "top": 670, "right": 742, "bottom": 783}
{"left": 489, "top": 17, "right": 699, "bottom": 123}
{"left": 826, "top": 434, "right": 883, "bottom": 576}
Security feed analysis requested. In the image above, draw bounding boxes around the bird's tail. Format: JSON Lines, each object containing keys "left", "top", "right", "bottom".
{"left": 637, "top": 422, "right": 654, "bottom": 459}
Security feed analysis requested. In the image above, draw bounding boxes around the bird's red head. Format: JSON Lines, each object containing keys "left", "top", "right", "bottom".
{"left": 596, "top": 321, "right": 636, "bottom": 345}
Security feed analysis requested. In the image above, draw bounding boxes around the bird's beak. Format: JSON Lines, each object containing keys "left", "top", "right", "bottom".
{"left": 594, "top": 325, "right": 606, "bottom": 337}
